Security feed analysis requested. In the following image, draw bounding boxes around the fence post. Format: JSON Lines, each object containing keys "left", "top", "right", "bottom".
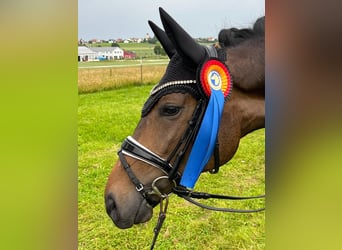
{"left": 140, "top": 56, "right": 143, "bottom": 84}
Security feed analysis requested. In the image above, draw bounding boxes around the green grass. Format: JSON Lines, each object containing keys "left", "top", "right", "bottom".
{"left": 78, "top": 85, "right": 265, "bottom": 249}
{"left": 119, "top": 42, "right": 159, "bottom": 57}
{"left": 78, "top": 58, "right": 169, "bottom": 69}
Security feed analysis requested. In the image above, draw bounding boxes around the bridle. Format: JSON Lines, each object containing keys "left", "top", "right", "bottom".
{"left": 118, "top": 98, "right": 206, "bottom": 207}
{"left": 117, "top": 46, "right": 265, "bottom": 249}
{"left": 118, "top": 45, "right": 265, "bottom": 207}
{"left": 118, "top": 98, "right": 265, "bottom": 211}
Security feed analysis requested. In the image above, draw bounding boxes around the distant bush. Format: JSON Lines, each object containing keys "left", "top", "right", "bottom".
{"left": 153, "top": 45, "right": 166, "bottom": 56}
{"left": 147, "top": 36, "right": 157, "bottom": 44}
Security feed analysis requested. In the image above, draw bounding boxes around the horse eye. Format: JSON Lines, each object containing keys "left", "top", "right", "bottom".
{"left": 160, "top": 105, "right": 181, "bottom": 117}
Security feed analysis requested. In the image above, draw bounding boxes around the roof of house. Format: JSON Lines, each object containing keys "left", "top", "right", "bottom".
{"left": 89, "top": 47, "right": 123, "bottom": 53}
{"left": 78, "top": 46, "right": 96, "bottom": 55}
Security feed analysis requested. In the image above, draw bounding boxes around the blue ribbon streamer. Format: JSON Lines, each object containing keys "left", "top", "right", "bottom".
{"left": 180, "top": 88, "right": 225, "bottom": 188}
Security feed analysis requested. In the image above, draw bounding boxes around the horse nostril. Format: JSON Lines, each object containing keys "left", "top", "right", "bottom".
{"left": 105, "top": 193, "right": 116, "bottom": 216}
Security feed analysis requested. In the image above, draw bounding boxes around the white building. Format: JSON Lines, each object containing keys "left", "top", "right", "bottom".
{"left": 90, "top": 47, "right": 124, "bottom": 60}
{"left": 78, "top": 46, "right": 97, "bottom": 62}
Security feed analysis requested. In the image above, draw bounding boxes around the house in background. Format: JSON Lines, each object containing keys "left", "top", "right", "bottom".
{"left": 90, "top": 47, "right": 124, "bottom": 60}
{"left": 124, "top": 51, "right": 137, "bottom": 59}
{"left": 78, "top": 46, "right": 97, "bottom": 62}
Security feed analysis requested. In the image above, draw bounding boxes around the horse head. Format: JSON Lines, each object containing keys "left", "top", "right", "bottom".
{"left": 105, "top": 8, "right": 265, "bottom": 229}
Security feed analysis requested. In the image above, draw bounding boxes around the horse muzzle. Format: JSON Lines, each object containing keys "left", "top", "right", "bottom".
{"left": 105, "top": 192, "right": 153, "bottom": 229}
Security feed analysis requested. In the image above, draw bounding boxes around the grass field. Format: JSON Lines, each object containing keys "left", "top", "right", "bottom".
{"left": 78, "top": 64, "right": 167, "bottom": 93}
{"left": 78, "top": 85, "right": 265, "bottom": 249}
{"left": 78, "top": 59, "right": 170, "bottom": 69}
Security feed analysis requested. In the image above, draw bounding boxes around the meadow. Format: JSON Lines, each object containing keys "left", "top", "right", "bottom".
{"left": 78, "top": 80, "right": 265, "bottom": 249}
{"left": 78, "top": 64, "right": 167, "bottom": 93}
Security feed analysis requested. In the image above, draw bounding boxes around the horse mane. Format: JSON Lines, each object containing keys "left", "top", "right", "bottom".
{"left": 253, "top": 16, "right": 265, "bottom": 36}
{"left": 218, "top": 16, "right": 265, "bottom": 91}
{"left": 218, "top": 16, "right": 265, "bottom": 47}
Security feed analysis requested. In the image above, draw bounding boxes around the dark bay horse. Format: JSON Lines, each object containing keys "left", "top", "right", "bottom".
{"left": 105, "top": 8, "right": 264, "bottom": 229}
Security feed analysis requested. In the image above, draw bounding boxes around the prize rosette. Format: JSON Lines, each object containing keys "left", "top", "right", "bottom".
{"left": 199, "top": 59, "right": 232, "bottom": 99}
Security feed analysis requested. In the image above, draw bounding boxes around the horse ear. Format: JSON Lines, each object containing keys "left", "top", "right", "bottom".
{"left": 148, "top": 20, "right": 176, "bottom": 59}
{"left": 159, "top": 7, "right": 206, "bottom": 65}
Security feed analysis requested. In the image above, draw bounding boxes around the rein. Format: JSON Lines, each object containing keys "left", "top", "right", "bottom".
{"left": 173, "top": 186, "right": 265, "bottom": 213}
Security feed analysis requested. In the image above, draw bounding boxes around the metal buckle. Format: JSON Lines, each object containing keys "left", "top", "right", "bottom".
{"left": 136, "top": 184, "right": 144, "bottom": 192}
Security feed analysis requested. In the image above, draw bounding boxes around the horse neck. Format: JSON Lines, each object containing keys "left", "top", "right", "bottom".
{"left": 202, "top": 87, "right": 264, "bottom": 171}
{"left": 224, "top": 36, "right": 265, "bottom": 91}
{"left": 231, "top": 88, "right": 265, "bottom": 137}
{"left": 212, "top": 88, "right": 264, "bottom": 168}
{"left": 205, "top": 36, "right": 264, "bottom": 170}
{"left": 223, "top": 35, "right": 265, "bottom": 136}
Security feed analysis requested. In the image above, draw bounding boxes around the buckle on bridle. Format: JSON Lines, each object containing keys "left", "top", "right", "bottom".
{"left": 136, "top": 184, "right": 144, "bottom": 192}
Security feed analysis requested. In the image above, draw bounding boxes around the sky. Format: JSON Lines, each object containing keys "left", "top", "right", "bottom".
{"left": 78, "top": 0, "right": 264, "bottom": 41}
